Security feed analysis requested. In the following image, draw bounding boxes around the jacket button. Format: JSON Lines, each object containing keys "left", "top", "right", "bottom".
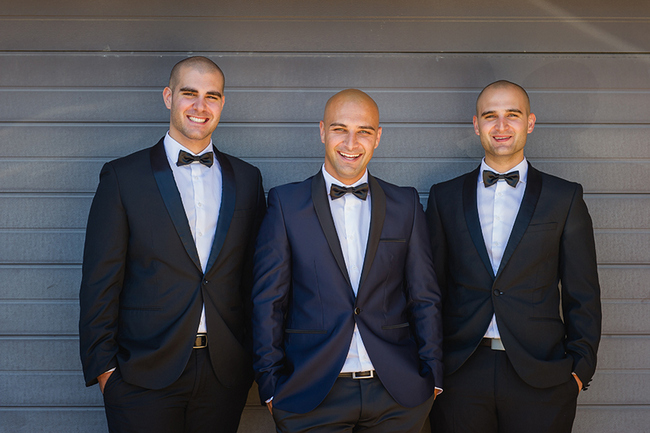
{"left": 203, "top": 280, "right": 209, "bottom": 285}
{"left": 493, "top": 289, "right": 503, "bottom": 296}
{"left": 354, "top": 307, "right": 361, "bottom": 315}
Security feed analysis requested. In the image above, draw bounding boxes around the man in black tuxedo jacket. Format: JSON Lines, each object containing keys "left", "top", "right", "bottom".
{"left": 427, "top": 80, "right": 601, "bottom": 433}
{"left": 79, "top": 56, "right": 265, "bottom": 433}
{"left": 252, "top": 89, "right": 443, "bottom": 432}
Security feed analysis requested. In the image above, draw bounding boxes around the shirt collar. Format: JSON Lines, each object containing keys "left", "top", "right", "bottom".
{"left": 163, "top": 132, "right": 214, "bottom": 165}
{"left": 321, "top": 165, "right": 369, "bottom": 199}
{"left": 479, "top": 157, "right": 528, "bottom": 186}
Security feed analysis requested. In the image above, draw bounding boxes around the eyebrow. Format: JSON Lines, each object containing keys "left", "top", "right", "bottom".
{"left": 481, "top": 108, "right": 523, "bottom": 117}
{"left": 179, "top": 87, "right": 222, "bottom": 98}
{"left": 329, "top": 122, "right": 376, "bottom": 131}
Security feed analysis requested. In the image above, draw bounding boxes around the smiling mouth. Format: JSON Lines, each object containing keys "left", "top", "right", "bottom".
{"left": 493, "top": 135, "right": 511, "bottom": 143}
{"left": 188, "top": 116, "right": 208, "bottom": 124}
{"left": 338, "top": 151, "right": 362, "bottom": 161}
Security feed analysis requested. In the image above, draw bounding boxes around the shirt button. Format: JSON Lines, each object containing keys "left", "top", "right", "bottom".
{"left": 198, "top": 231, "right": 203, "bottom": 237}
{"left": 198, "top": 202, "right": 203, "bottom": 208}
{"left": 354, "top": 307, "right": 361, "bottom": 315}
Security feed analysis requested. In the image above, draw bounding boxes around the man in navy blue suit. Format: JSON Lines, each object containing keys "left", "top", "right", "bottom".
{"left": 252, "top": 89, "right": 443, "bottom": 432}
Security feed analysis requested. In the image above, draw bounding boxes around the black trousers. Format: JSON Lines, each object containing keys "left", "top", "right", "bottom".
{"left": 430, "top": 346, "right": 579, "bottom": 433}
{"left": 273, "top": 375, "right": 434, "bottom": 433}
{"left": 102, "top": 348, "right": 251, "bottom": 433}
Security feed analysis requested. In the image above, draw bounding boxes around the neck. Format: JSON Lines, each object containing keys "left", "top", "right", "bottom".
{"left": 484, "top": 155, "right": 524, "bottom": 173}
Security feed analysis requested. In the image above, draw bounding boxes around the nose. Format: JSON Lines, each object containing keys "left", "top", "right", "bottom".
{"left": 495, "top": 116, "right": 508, "bottom": 131}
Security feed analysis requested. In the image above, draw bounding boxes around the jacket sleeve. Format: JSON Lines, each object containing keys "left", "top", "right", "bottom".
{"left": 407, "top": 188, "right": 444, "bottom": 389}
{"left": 78, "top": 162, "right": 127, "bottom": 387}
{"left": 251, "top": 187, "right": 292, "bottom": 402}
{"left": 559, "top": 183, "right": 602, "bottom": 389}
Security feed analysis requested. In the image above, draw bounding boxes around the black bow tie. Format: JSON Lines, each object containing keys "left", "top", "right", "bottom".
{"left": 330, "top": 183, "right": 369, "bottom": 200}
{"left": 483, "top": 170, "right": 519, "bottom": 188}
{"left": 176, "top": 150, "right": 214, "bottom": 167}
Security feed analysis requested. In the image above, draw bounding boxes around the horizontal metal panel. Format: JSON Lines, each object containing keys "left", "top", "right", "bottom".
{"left": 1, "top": 160, "right": 648, "bottom": 194}
{"left": 1, "top": 299, "right": 645, "bottom": 336}
{"left": 0, "top": 196, "right": 92, "bottom": 230}
{"left": 2, "top": 335, "right": 646, "bottom": 372}
{"left": 1, "top": 53, "right": 649, "bottom": 89}
{"left": 1, "top": 124, "right": 649, "bottom": 160}
{"left": 574, "top": 406, "right": 650, "bottom": 433}
{"left": 0, "top": 408, "right": 107, "bottom": 433}
{"left": 1, "top": 88, "right": 649, "bottom": 124}
{"left": 578, "top": 371, "right": 649, "bottom": 404}
{"left": 1, "top": 17, "right": 648, "bottom": 52}
{"left": 585, "top": 195, "right": 650, "bottom": 230}
{"left": 0, "top": 266, "right": 81, "bottom": 300}
{"left": 601, "top": 301, "right": 650, "bottom": 335}
{"left": 598, "top": 265, "right": 650, "bottom": 300}
{"left": 2, "top": 193, "right": 646, "bottom": 231}
{"left": 0, "top": 232, "right": 84, "bottom": 264}
{"left": 0, "top": 337, "right": 81, "bottom": 372}
{"left": 4, "top": 0, "right": 648, "bottom": 18}
{"left": 598, "top": 335, "right": 650, "bottom": 370}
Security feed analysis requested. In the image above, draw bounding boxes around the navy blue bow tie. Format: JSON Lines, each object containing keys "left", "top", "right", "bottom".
{"left": 177, "top": 150, "right": 214, "bottom": 167}
{"left": 330, "top": 183, "right": 369, "bottom": 200}
{"left": 483, "top": 170, "right": 519, "bottom": 188}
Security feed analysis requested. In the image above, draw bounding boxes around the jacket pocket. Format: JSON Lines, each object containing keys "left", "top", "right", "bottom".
{"left": 285, "top": 329, "right": 327, "bottom": 334}
{"left": 381, "top": 322, "right": 409, "bottom": 330}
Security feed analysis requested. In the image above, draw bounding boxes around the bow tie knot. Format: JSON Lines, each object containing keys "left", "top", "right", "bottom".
{"left": 177, "top": 150, "right": 214, "bottom": 167}
{"left": 483, "top": 170, "right": 519, "bottom": 188}
{"left": 330, "top": 183, "right": 369, "bottom": 200}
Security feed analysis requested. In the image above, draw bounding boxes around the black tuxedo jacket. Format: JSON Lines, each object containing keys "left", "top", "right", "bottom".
{"left": 426, "top": 163, "right": 601, "bottom": 389}
{"left": 79, "top": 138, "right": 265, "bottom": 390}
{"left": 252, "top": 172, "right": 443, "bottom": 414}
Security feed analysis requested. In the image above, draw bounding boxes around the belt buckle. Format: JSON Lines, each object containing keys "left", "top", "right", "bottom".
{"left": 194, "top": 333, "right": 208, "bottom": 349}
{"left": 490, "top": 338, "right": 505, "bottom": 351}
{"left": 352, "top": 371, "right": 374, "bottom": 379}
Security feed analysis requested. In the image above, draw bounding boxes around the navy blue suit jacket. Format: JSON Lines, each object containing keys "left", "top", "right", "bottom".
{"left": 79, "top": 138, "right": 265, "bottom": 390}
{"left": 426, "top": 163, "right": 601, "bottom": 389}
{"left": 252, "top": 172, "right": 443, "bottom": 414}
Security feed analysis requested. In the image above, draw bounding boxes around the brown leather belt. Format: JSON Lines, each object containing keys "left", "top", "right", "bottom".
{"left": 338, "top": 370, "right": 375, "bottom": 379}
{"left": 194, "top": 333, "right": 208, "bottom": 349}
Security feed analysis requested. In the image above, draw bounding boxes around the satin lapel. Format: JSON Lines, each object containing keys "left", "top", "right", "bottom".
{"left": 359, "top": 174, "right": 385, "bottom": 290}
{"left": 463, "top": 167, "right": 495, "bottom": 279}
{"left": 150, "top": 139, "right": 202, "bottom": 272}
{"left": 311, "top": 173, "right": 352, "bottom": 288}
{"left": 496, "top": 163, "right": 542, "bottom": 278}
{"left": 205, "top": 148, "right": 236, "bottom": 273}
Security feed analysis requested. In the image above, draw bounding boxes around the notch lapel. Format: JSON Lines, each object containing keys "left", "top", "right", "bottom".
{"left": 205, "top": 148, "right": 236, "bottom": 273}
{"left": 462, "top": 167, "right": 495, "bottom": 279}
{"left": 496, "top": 163, "right": 542, "bottom": 278}
{"left": 150, "top": 139, "right": 202, "bottom": 272}
{"left": 311, "top": 172, "right": 352, "bottom": 288}
{"left": 358, "top": 174, "right": 385, "bottom": 290}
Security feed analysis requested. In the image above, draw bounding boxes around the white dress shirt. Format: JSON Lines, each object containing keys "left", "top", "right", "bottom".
{"left": 321, "top": 166, "right": 375, "bottom": 373}
{"left": 477, "top": 158, "right": 528, "bottom": 339}
{"left": 164, "top": 133, "right": 222, "bottom": 334}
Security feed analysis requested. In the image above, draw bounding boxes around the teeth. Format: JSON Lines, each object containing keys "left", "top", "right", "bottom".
{"left": 188, "top": 116, "right": 208, "bottom": 123}
{"left": 339, "top": 151, "right": 360, "bottom": 158}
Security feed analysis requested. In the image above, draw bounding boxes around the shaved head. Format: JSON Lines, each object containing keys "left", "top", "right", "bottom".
{"left": 324, "top": 89, "right": 379, "bottom": 121}
{"left": 476, "top": 80, "right": 530, "bottom": 116}
{"left": 169, "top": 56, "right": 225, "bottom": 91}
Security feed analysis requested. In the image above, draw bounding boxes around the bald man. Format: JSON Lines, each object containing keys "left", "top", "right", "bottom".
{"left": 79, "top": 56, "right": 266, "bottom": 432}
{"left": 252, "top": 89, "right": 443, "bottom": 432}
{"left": 426, "top": 80, "right": 601, "bottom": 432}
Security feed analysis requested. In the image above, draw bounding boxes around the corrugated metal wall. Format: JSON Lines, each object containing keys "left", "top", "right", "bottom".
{"left": 1, "top": 1, "right": 648, "bottom": 432}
